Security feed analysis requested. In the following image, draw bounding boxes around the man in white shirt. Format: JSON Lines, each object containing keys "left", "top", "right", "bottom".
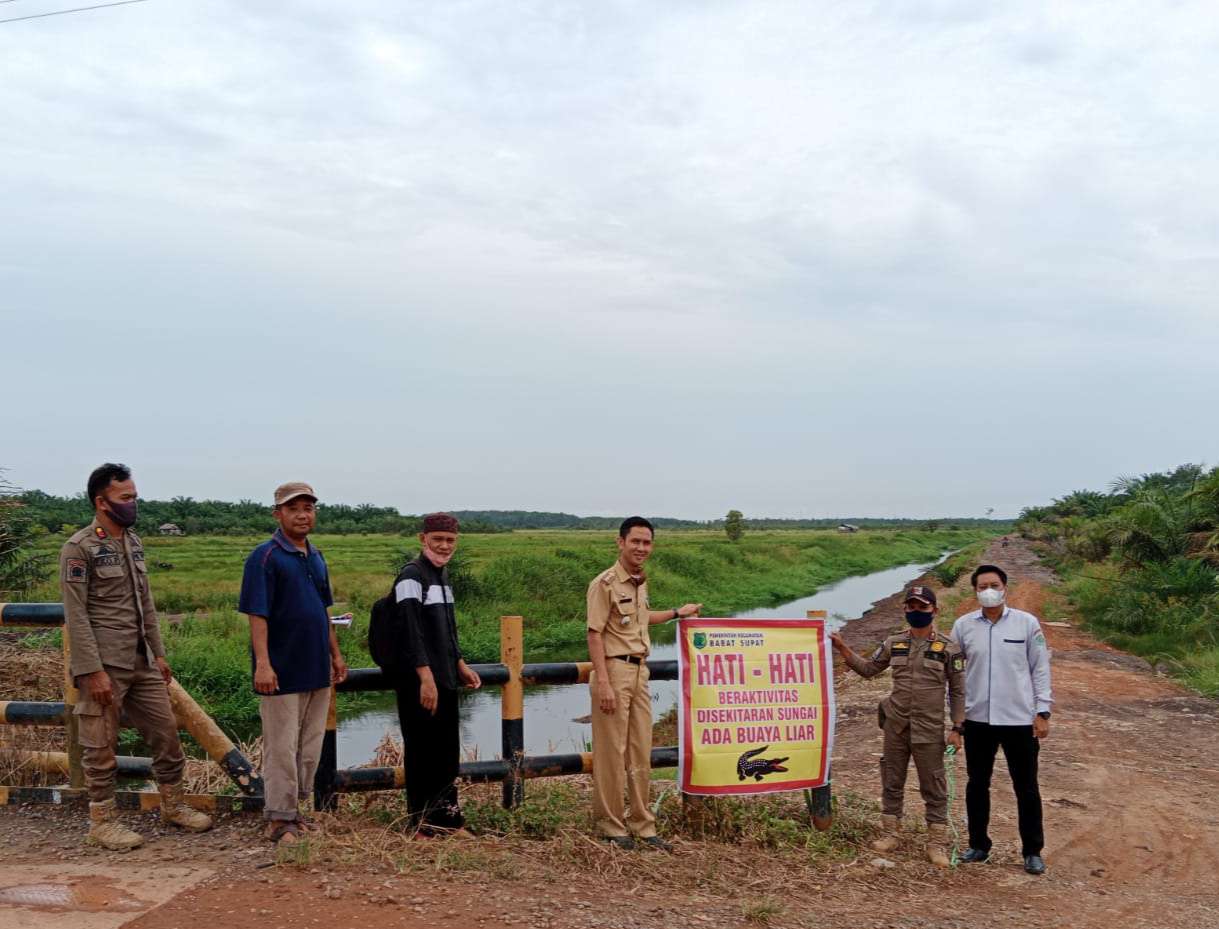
{"left": 950, "top": 564, "right": 1052, "bottom": 875}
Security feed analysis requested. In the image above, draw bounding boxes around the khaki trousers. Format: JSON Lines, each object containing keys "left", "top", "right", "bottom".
{"left": 75, "top": 653, "right": 186, "bottom": 803}
{"left": 259, "top": 688, "right": 331, "bottom": 821}
{"left": 880, "top": 725, "right": 948, "bottom": 824}
{"left": 590, "top": 659, "right": 655, "bottom": 838}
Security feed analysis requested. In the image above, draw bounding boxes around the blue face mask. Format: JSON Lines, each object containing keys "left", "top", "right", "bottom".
{"left": 905, "top": 610, "right": 934, "bottom": 629}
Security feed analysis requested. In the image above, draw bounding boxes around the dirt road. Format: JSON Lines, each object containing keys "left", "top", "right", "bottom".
{"left": 2, "top": 537, "right": 1217, "bottom": 928}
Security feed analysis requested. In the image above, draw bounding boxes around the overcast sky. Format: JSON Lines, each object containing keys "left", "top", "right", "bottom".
{"left": 2, "top": 1, "right": 1216, "bottom": 519}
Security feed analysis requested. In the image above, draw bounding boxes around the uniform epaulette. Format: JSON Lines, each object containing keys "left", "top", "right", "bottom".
{"left": 596, "top": 568, "right": 617, "bottom": 585}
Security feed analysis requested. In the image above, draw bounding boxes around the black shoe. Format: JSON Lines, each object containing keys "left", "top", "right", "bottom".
{"left": 1024, "top": 854, "right": 1046, "bottom": 875}
{"left": 638, "top": 836, "right": 673, "bottom": 853}
{"left": 960, "top": 847, "right": 990, "bottom": 863}
{"left": 604, "top": 835, "right": 635, "bottom": 850}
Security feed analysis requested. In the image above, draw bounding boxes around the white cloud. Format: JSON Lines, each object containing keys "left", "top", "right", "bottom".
{"left": 1, "top": 0, "right": 1217, "bottom": 517}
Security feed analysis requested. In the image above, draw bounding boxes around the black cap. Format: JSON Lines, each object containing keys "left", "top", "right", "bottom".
{"left": 904, "top": 585, "right": 937, "bottom": 606}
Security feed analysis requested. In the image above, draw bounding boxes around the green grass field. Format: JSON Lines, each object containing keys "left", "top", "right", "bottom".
{"left": 25, "top": 526, "right": 997, "bottom": 727}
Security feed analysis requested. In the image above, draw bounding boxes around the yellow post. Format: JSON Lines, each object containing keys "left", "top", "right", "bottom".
{"left": 500, "top": 615, "right": 524, "bottom": 808}
{"left": 61, "top": 622, "right": 83, "bottom": 788}
{"left": 167, "top": 679, "right": 262, "bottom": 795}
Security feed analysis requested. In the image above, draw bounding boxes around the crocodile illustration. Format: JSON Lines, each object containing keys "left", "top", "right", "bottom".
{"left": 736, "top": 745, "right": 790, "bottom": 781}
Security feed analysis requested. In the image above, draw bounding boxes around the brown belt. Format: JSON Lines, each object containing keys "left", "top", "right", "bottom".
{"left": 612, "top": 654, "right": 644, "bottom": 665}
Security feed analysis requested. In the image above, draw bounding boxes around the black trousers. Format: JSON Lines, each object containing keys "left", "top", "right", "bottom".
{"left": 394, "top": 674, "right": 464, "bottom": 832}
{"left": 963, "top": 720, "right": 1044, "bottom": 856}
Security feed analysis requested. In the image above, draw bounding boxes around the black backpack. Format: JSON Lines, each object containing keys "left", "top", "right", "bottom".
{"left": 368, "top": 570, "right": 411, "bottom": 674}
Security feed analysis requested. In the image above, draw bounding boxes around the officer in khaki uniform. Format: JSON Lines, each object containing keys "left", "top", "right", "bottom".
{"left": 59, "top": 463, "right": 211, "bottom": 849}
{"left": 831, "top": 585, "right": 965, "bottom": 866}
{"left": 587, "top": 516, "right": 701, "bottom": 851}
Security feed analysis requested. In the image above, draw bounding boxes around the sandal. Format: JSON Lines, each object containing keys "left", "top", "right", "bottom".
{"left": 264, "top": 821, "right": 302, "bottom": 845}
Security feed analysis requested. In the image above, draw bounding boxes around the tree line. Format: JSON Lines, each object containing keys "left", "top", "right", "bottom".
{"left": 9, "top": 491, "right": 505, "bottom": 538}
{"left": 4, "top": 492, "right": 1011, "bottom": 540}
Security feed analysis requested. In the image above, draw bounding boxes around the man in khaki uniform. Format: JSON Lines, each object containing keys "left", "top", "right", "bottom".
{"left": 830, "top": 585, "right": 965, "bottom": 866}
{"left": 59, "top": 463, "right": 212, "bottom": 849}
{"left": 587, "top": 516, "right": 702, "bottom": 851}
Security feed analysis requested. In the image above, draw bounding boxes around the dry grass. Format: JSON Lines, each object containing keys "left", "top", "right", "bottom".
{"left": 182, "top": 737, "right": 264, "bottom": 795}
{"left": 370, "top": 731, "right": 403, "bottom": 767}
{"left": 0, "top": 639, "right": 68, "bottom": 787}
{"left": 742, "top": 896, "right": 785, "bottom": 923}
{"left": 264, "top": 776, "right": 902, "bottom": 906}
{"left": 0, "top": 724, "right": 66, "bottom": 787}
{"left": 0, "top": 639, "right": 63, "bottom": 701}
{"left": 652, "top": 706, "right": 678, "bottom": 745}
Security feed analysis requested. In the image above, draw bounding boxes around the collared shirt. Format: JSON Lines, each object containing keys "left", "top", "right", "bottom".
{"left": 391, "top": 555, "right": 463, "bottom": 690}
{"left": 586, "top": 560, "right": 651, "bottom": 658}
{"left": 59, "top": 519, "right": 166, "bottom": 678}
{"left": 844, "top": 629, "right": 966, "bottom": 743}
{"left": 238, "top": 530, "right": 333, "bottom": 695}
{"left": 950, "top": 607, "right": 1053, "bottom": 726}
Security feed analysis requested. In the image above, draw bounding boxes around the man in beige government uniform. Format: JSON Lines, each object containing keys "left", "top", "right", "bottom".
{"left": 586, "top": 516, "right": 702, "bottom": 851}
{"left": 59, "top": 463, "right": 212, "bottom": 849}
{"left": 831, "top": 584, "right": 965, "bottom": 866}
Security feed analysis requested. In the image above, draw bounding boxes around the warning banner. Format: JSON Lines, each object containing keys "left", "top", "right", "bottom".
{"left": 677, "top": 618, "right": 835, "bottom": 796}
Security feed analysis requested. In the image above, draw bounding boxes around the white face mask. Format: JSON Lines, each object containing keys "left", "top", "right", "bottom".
{"left": 977, "top": 588, "right": 1006, "bottom": 608}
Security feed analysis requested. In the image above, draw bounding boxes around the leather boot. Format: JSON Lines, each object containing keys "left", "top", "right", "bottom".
{"left": 158, "top": 782, "right": 213, "bottom": 832}
{"left": 87, "top": 799, "right": 144, "bottom": 850}
{"left": 926, "top": 822, "right": 950, "bottom": 867}
{"left": 871, "top": 813, "right": 900, "bottom": 853}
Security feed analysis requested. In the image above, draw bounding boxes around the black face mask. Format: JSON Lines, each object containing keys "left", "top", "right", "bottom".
{"left": 905, "top": 610, "right": 935, "bottom": 629}
{"left": 104, "top": 498, "right": 138, "bottom": 528}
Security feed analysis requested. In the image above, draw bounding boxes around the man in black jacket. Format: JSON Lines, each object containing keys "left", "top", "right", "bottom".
{"left": 392, "top": 512, "right": 481, "bottom": 835}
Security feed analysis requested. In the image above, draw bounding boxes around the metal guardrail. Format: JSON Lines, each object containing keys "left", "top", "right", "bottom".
{"left": 313, "top": 615, "right": 682, "bottom": 809}
{"left": 0, "top": 603, "right": 683, "bottom": 812}
{"left": 1, "top": 602, "right": 832, "bottom": 826}
{"left": 0, "top": 602, "right": 262, "bottom": 796}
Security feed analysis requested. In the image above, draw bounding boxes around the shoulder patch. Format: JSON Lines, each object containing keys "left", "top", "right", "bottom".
{"left": 65, "top": 559, "right": 87, "bottom": 583}
{"left": 1033, "top": 631, "right": 1046, "bottom": 647}
{"left": 869, "top": 645, "right": 885, "bottom": 662}
{"left": 930, "top": 641, "right": 945, "bottom": 652}
{"left": 951, "top": 655, "right": 966, "bottom": 673}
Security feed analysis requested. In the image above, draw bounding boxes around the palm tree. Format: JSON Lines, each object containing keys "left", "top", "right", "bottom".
{"left": 1106, "top": 489, "right": 1198, "bottom": 568}
{"left": 0, "top": 472, "right": 50, "bottom": 598}
{"left": 1184, "top": 468, "right": 1219, "bottom": 566}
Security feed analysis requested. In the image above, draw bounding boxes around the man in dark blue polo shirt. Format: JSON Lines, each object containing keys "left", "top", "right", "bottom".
{"left": 239, "top": 482, "right": 348, "bottom": 844}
